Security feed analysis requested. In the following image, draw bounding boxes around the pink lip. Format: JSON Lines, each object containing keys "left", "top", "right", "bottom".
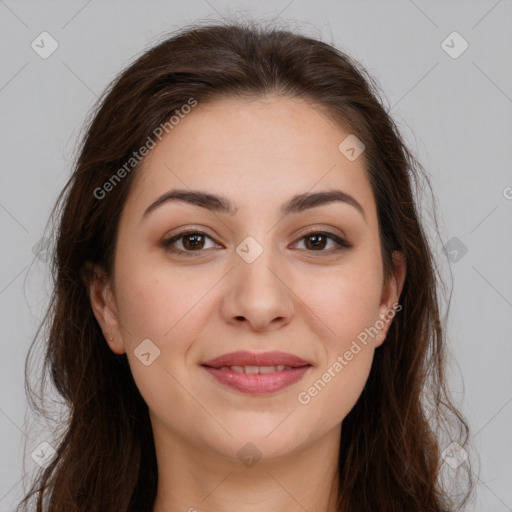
{"left": 201, "top": 350, "right": 311, "bottom": 368}
{"left": 202, "top": 366, "right": 311, "bottom": 394}
{"left": 201, "top": 350, "right": 312, "bottom": 395}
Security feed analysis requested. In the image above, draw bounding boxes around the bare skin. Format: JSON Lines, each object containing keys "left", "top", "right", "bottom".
{"left": 89, "top": 95, "right": 406, "bottom": 512}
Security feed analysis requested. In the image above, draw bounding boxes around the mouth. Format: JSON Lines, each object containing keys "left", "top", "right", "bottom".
{"left": 205, "top": 364, "right": 304, "bottom": 373}
{"left": 201, "top": 351, "right": 312, "bottom": 394}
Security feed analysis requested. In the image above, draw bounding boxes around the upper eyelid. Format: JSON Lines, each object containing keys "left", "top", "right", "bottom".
{"left": 165, "top": 223, "right": 348, "bottom": 240}
{"left": 163, "top": 228, "right": 350, "bottom": 250}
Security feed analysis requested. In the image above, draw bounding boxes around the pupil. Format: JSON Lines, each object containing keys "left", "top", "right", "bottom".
{"left": 307, "top": 234, "right": 325, "bottom": 250}
{"left": 185, "top": 234, "right": 203, "bottom": 250}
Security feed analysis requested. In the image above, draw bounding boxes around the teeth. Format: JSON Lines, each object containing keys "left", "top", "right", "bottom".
{"left": 218, "top": 365, "right": 293, "bottom": 373}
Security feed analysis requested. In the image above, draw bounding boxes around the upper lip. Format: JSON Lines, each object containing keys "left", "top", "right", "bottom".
{"left": 201, "top": 350, "right": 312, "bottom": 368}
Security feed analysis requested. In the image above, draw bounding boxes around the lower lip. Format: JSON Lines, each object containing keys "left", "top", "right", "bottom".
{"left": 202, "top": 365, "right": 311, "bottom": 394}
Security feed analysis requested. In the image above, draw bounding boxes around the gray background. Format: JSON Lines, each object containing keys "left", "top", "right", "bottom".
{"left": 1, "top": 1, "right": 511, "bottom": 511}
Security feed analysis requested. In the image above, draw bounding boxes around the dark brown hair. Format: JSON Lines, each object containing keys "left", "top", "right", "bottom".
{"left": 17, "top": 19, "right": 474, "bottom": 512}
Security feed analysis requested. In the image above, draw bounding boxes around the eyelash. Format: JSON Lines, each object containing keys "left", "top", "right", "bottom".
{"left": 161, "top": 229, "right": 352, "bottom": 257}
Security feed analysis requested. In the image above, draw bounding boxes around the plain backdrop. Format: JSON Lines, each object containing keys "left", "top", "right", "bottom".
{"left": 1, "top": 1, "right": 511, "bottom": 511}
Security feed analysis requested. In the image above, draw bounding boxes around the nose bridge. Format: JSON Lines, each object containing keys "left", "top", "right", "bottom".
{"left": 235, "top": 234, "right": 285, "bottom": 298}
{"left": 223, "top": 233, "right": 294, "bottom": 328}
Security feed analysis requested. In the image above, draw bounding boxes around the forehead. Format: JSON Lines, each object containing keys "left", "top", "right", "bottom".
{"left": 127, "top": 95, "right": 376, "bottom": 220}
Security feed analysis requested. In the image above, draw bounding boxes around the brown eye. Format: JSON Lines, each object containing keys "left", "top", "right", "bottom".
{"left": 162, "top": 230, "right": 219, "bottom": 256}
{"left": 181, "top": 233, "right": 206, "bottom": 250}
{"left": 295, "top": 231, "right": 351, "bottom": 253}
{"left": 304, "top": 233, "right": 328, "bottom": 250}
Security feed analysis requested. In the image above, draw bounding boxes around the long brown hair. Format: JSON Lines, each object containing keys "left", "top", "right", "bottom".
{"left": 17, "top": 19, "right": 474, "bottom": 512}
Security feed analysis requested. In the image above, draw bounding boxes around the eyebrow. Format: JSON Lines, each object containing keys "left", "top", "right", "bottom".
{"left": 142, "top": 188, "right": 367, "bottom": 222}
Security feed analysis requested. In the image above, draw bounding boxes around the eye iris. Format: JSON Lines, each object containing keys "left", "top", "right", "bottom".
{"left": 183, "top": 234, "right": 205, "bottom": 250}
{"left": 305, "top": 234, "right": 326, "bottom": 250}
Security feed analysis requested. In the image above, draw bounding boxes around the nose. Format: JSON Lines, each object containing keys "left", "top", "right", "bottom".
{"left": 221, "top": 248, "right": 295, "bottom": 332}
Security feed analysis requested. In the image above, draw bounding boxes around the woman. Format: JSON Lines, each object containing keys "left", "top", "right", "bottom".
{"left": 17, "top": 20, "right": 474, "bottom": 512}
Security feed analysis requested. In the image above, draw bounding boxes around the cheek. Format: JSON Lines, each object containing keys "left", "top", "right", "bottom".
{"left": 293, "top": 263, "right": 382, "bottom": 422}
{"left": 302, "top": 349, "right": 375, "bottom": 433}
{"left": 114, "top": 255, "right": 214, "bottom": 344}
{"left": 298, "top": 261, "right": 383, "bottom": 345}
{"left": 296, "top": 303, "right": 378, "bottom": 434}
{"left": 113, "top": 263, "right": 210, "bottom": 431}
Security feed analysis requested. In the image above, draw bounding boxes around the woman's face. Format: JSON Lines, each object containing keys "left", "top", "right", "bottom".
{"left": 91, "top": 95, "right": 405, "bottom": 462}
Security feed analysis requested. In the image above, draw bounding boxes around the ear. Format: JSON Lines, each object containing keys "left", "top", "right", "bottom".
{"left": 374, "top": 251, "right": 406, "bottom": 347}
{"left": 84, "top": 263, "right": 126, "bottom": 355}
